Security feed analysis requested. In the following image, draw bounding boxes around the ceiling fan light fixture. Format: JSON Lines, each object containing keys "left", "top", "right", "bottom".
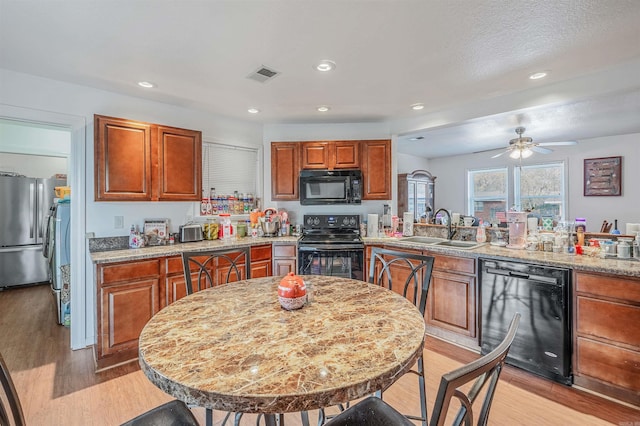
{"left": 521, "top": 148, "right": 533, "bottom": 158}
{"left": 509, "top": 149, "right": 522, "bottom": 159}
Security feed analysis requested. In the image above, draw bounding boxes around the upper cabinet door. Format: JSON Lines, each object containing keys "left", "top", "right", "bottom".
{"left": 271, "top": 142, "right": 300, "bottom": 200}
{"left": 156, "top": 126, "right": 202, "bottom": 201}
{"left": 361, "top": 139, "right": 391, "bottom": 200}
{"left": 95, "top": 115, "right": 152, "bottom": 201}
{"left": 301, "top": 140, "right": 360, "bottom": 170}
{"left": 301, "top": 142, "right": 330, "bottom": 169}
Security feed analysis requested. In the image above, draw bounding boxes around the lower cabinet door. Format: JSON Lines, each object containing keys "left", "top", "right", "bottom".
{"left": 427, "top": 269, "right": 476, "bottom": 338}
{"left": 100, "top": 279, "right": 161, "bottom": 358}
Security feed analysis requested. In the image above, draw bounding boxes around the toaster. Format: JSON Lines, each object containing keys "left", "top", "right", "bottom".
{"left": 179, "top": 224, "right": 204, "bottom": 242}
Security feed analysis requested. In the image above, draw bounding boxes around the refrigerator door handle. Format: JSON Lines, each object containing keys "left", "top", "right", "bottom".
{"left": 29, "top": 182, "right": 36, "bottom": 238}
{"left": 37, "top": 181, "right": 45, "bottom": 239}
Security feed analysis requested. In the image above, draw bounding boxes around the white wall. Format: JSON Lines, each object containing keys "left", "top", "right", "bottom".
{"left": 0, "top": 153, "right": 68, "bottom": 178}
{"left": 428, "top": 132, "right": 640, "bottom": 232}
{"left": 0, "top": 69, "right": 263, "bottom": 348}
{"left": 262, "top": 122, "right": 399, "bottom": 224}
{"left": 397, "top": 152, "right": 429, "bottom": 174}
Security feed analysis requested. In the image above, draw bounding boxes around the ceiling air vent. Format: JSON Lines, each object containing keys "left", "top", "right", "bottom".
{"left": 247, "top": 65, "right": 280, "bottom": 83}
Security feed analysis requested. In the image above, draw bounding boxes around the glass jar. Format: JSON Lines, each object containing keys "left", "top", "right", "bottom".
{"left": 204, "top": 218, "right": 218, "bottom": 240}
{"left": 617, "top": 238, "right": 632, "bottom": 259}
{"left": 219, "top": 213, "right": 232, "bottom": 239}
{"left": 526, "top": 232, "right": 538, "bottom": 251}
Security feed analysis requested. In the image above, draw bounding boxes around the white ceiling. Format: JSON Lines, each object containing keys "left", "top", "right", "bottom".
{"left": 1, "top": 0, "right": 640, "bottom": 158}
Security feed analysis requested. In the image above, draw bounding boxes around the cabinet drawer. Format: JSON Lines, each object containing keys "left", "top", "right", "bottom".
{"left": 252, "top": 244, "right": 273, "bottom": 261}
{"left": 166, "top": 256, "right": 184, "bottom": 275}
{"left": 577, "top": 296, "right": 640, "bottom": 349}
{"left": 575, "top": 272, "right": 640, "bottom": 303}
{"left": 433, "top": 254, "right": 475, "bottom": 275}
{"left": 99, "top": 259, "right": 161, "bottom": 285}
{"left": 576, "top": 337, "right": 640, "bottom": 394}
{"left": 273, "top": 244, "right": 296, "bottom": 258}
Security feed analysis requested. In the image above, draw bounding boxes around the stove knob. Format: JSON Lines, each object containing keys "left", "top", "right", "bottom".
{"left": 313, "top": 217, "right": 320, "bottom": 225}
{"left": 349, "top": 217, "right": 356, "bottom": 225}
{"left": 343, "top": 217, "right": 349, "bottom": 225}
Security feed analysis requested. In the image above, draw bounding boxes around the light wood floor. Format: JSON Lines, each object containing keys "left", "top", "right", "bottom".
{"left": 1, "top": 284, "right": 638, "bottom": 425}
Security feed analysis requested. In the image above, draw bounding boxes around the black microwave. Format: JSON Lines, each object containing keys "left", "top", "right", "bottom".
{"left": 299, "top": 169, "right": 362, "bottom": 205}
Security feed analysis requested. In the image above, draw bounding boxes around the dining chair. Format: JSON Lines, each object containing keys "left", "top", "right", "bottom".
{"left": 368, "top": 246, "right": 435, "bottom": 426}
{"left": 323, "top": 396, "right": 414, "bottom": 426}
{"left": 429, "top": 312, "right": 521, "bottom": 426}
{"left": 181, "top": 246, "right": 251, "bottom": 293}
{"left": 1, "top": 350, "right": 198, "bottom": 426}
{"left": 181, "top": 246, "right": 251, "bottom": 426}
{"left": 1, "top": 351, "right": 26, "bottom": 426}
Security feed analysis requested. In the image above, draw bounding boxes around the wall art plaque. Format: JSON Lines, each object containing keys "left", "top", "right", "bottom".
{"left": 584, "top": 156, "right": 622, "bottom": 196}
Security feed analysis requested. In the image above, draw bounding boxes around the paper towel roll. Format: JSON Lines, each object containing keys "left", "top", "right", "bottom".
{"left": 403, "top": 212, "right": 414, "bottom": 236}
{"left": 367, "top": 214, "right": 379, "bottom": 237}
{"left": 625, "top": 223, "right": 640, "bottom": 236}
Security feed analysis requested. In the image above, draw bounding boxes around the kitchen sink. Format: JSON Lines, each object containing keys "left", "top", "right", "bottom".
{"left": 432, "top": 240, "right": 484, "bottom": 250}
{"left": 401, "top": 236, "right": 447, "bottom": 244}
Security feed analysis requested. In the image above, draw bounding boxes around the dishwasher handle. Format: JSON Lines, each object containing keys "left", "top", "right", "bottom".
{"left": 486, "top": 267, "right": 559, "bottom": 285}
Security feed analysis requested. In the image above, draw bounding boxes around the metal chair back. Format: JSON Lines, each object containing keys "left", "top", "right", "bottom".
{"left": 0, "top": 351, "right": 26, "bottom": 426}
{"left": 430, "top": 313, "right": 521, "bottom": 426}
{"left": 181, "top": 246, "right": 251, "bottom": 294}
{"left": 368, "top": 247, "right": 435, "bottom": 316}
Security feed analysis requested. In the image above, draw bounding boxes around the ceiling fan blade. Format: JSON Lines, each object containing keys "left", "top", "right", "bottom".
{"left": 531, "top": 146, "right": 553, "bottom": 154}
{"left": 472, "top": 147, "right": 504, "bottom": 154}
{"left": 537, "top": 140, "right": 578, "bottom": 146}
{"left": 491, "top": 150, "right": 509, "bottom": 158}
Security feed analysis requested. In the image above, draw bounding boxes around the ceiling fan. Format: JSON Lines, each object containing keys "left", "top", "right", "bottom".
{"left": 490, "top": 127, "right": 577, "bottom": 159}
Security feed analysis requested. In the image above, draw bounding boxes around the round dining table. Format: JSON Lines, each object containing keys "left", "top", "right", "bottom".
{"left": 138, "top": 275, "right": 426, "bottom": 425}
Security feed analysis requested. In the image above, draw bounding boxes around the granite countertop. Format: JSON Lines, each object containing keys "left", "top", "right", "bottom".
{"left": 365, "top": 237, "right": 640, "bottom": 278}
{"left": 89, "top": 236, "right": 299, "bottom": 264}
{"left": 138, "top": 275, "right": 425, "bottom": 413}
{"left": 89, "top": 234, "right": 640, "bottom": 278}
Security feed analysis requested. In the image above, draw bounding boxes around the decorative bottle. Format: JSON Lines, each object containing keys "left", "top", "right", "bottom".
{"left": 476, "top": 221, "right": 487, "bottom": 243}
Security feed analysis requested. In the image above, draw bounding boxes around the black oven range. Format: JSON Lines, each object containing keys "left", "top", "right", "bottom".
{"left": 297, "top": 214, "right": 364, "bottom": 281}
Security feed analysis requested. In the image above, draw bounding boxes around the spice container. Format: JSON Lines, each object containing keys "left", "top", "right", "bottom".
{"left": 617, "top": 238, "right": 632, "bottom": 259}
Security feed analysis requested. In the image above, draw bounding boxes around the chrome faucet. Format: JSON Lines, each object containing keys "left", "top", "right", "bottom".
{"left": 434, "top": 208, "right": 457, "bottom": 240}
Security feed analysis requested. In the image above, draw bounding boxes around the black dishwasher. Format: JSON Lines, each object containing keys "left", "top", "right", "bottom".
{"left": 480, "top": 259, "right": 572, "bottom": 385}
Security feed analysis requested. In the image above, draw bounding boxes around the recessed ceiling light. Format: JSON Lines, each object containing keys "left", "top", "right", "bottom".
{"left": 529, "top": 71, "right": 548, "bottom": 80}
{"left": 247, "top": 108, "right": 260, "bottom": 114}
{"left": 315, "top": 60, "right": 336, "bottom": 72}
{"left": 317, "top": 106, "right": 330, "bottom": 112}
{"left": 137, "top": 81, "right": 156, "bottom": 88}
{"left": 411, "top": 103, "right": 424, "bottom": 111}
{"left": 409, "top": 136, "right": 424, "bottom": 141}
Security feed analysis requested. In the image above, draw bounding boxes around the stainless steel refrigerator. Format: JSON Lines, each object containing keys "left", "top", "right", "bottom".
{"left": 0, "top": 175, "right": 65, "bottom": 288}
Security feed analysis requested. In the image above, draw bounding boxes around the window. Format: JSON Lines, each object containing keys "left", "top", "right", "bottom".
{"left": 468, "top": 168, "right": 508, "bottom": 224}
{"left": 467, "top": 161, "right": 566, "bottom": 224}
{"left": 202, "top": 142, "right": 259, "bottom": 199}
{"left": 515, "top": 162, "right": 565, "bottom": 219}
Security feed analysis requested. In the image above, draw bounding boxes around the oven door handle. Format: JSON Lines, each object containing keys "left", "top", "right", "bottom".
{"left": 298, "top": 244, "right": 364, "bottom": 251}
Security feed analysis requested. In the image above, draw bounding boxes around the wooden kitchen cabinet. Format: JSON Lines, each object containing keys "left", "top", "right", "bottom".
{"left": 573, "top": 271, "right": 640, "bottom": 405}
{"left": 361, "top": 139, "right": 391, "bottom": 200}
{"left": 95, "top": 258, "right": 163, "bottom": 370}
{"left": 272, "top": 244, "right": 297, "bottom": 276}
{"left": 271, "top": 142, "right": 300, "bottom": 200}
{"left": 250, "top": 244, "right": 273, "bottom": 278}
{"left": 155, "top": 125, "right": 202, "bottom": 201}
{"left": 300, "top": 140, "right": 360, "bottom": 170}
{"left": 94, "top": 114, "right": 201, "bottom": 202}
{"left": 94, "top": 115, "right": 153, "bottom": 201}
{"left": 424, "top": 252, "right": 477, "bottom": 349}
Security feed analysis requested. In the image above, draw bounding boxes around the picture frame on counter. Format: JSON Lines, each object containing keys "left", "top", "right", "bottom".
{"left": 583, "top": 156, "right": 622, "bottom": 196}
{"left": 144, "top": 218, "right": 169, "bottom": 245}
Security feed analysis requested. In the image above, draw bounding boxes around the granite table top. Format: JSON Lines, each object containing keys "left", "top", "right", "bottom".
{"left": 138, "top": 275, "right": 425, "bottom": 414}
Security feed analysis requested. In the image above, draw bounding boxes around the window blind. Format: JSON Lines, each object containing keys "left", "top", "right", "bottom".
{"left": 202, "top": 142, "right": 259, "bottom": 198}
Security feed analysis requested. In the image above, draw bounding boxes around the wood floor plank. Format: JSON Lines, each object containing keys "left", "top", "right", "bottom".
{"left": 1, "top": 284, "right": 638, "bottom": 425}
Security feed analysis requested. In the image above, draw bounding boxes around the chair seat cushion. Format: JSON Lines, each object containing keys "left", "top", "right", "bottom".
{"left": 120, "top": 400, "right": 198, "bottom": 426}
{"left": 324, "top": 396, "right": 414, "bottom": 426}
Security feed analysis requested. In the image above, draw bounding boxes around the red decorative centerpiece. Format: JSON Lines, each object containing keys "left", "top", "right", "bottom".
{"left": 278, "top": 272, "right": 307, "bottom": 310}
